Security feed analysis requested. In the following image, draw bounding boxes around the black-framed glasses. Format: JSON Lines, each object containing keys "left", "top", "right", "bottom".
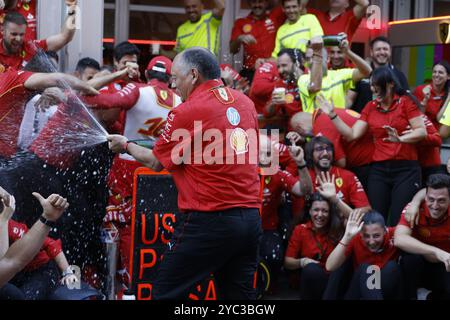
{"left": 313, "top": 146, "right": 333, "bottom": 153}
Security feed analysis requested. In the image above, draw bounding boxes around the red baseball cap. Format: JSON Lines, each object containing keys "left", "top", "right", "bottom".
{"left": 146, "top": 56, "right": 172, "bottom": 75}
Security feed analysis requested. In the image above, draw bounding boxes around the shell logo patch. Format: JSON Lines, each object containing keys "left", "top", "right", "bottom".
{"left": 226, "top": 107, "right": 240, "bottom": 126}
{"left": 160, "top": 90, "right": 168, "bottom": 100}
{"left": 230, "top": 128, "right": 249, "bottom": 155}
{"left": 418, "top": 227, "right": 431, "bottom": 238}
{"left": 285, "top": 93, "right": 294, "bottom": 104}
{"left": 243, "top": 24, "right": 252, "bottom": 33}
{"left": 345, "top": 109, "right": 361, "bottom": 118}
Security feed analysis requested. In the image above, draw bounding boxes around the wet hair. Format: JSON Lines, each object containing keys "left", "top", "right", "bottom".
{"left": 146, "top": 62, "right": 170, "bottom": 83}
{"left": 4, "top": 11, "right": 27, "bottom": 27}
{"left": 76, "top": 57, "right": 101, "bottom": 74}
{"left": 304, "top": 136, "right": 335, "bottom": 169}
{"left": 370, "top": 36, "right": 391, "bottom": 49}
{"left": 434, "top": 60, "right": 450, "bottom": 108}
{"left": 289, "top": 192, "right": 343, "bottom": 243}
{"left": 362, "top": 210, "right": 386, "bottom": 228}
{"left": 426, "top": 173, "right": 450, "bottom": 197}
{"left": 370, "top": 66, "right": 420, "bottom": 107}
{"left": 181, "top": 47, "right": 221, "bottom": 80}
{"left": 113, "top": 41, "right": 140, "bottom": 62}
{"left": 278, "top": 48, "right": 304, "bottom": 69}
{"left": 24, "top": 51, "right": 57, "bottom": 73}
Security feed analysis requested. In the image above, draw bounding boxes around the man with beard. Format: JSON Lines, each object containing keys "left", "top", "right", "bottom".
{"left": 347, "top": 36, "right": 409, "bottom": 113}
{"left": 0, "top": 7, "right": 76, "bottom": 71}
{"left": 304, "top": 136, "right": 371, "bottom": 217}
{"left": 265, "top": 37, "right": 323, "bottom": 130}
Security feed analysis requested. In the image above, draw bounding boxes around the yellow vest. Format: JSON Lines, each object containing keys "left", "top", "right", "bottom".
{"left": 176, "top": 12, "right": 222, "bottom": 56}
{"left": 272, "top": 14, "right": 323, "bottom": 57}
{"left": 298, "top": 68, "right": 355, "bottom": 113}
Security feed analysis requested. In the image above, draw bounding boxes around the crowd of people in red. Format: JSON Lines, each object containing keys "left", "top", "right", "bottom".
{"left": 0, "top": 0, "right": 449, "bottom": 301}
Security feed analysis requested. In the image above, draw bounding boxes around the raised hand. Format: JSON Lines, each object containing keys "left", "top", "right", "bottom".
{"left": 286, "top": 131, "right": 305, "bottom": 145}
{"left": 287, "top": 138, "right": 306, "bottom": 166}
{"left": 316, "top": 171, "right": 337, "bottom": 200}
{"left": 35, "top": 87, "right": 67, "bottom": 112}
{"left": 343, "top": 209, "right": 365, "bottom": 241}
{"left": 315, "top": 93, "right": 334, "bottom": 115}
{"left": 383, "top": 125, "right": 402, "bottom": 143}
{"left": 0, "top": 194, "right": 15, "bottom": 222}
{"left": 32, "top": 193, "right": 69, "bottom": 222}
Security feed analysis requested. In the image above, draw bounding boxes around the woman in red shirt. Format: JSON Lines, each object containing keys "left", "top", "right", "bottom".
{"left": 318, "top": 66, "right": 427, "bottom": 226}
{"left": 284, "top": 192, "right": 344, "bottom": 299}
{"left": 326, "top": 210, "right": 403, "bottom": 299}
{"left": 414, "top": 60, "right": 450, "bottom": 129}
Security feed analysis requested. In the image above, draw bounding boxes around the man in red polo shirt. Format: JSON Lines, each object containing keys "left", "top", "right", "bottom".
{"left": 107, "top": 47, "right": 262, "bottom": 300}
{"left": 308, "top": 0, "right": 369, "bottom": 43}
{"left": 0, "top": 6, "right": 76, "bottom": 71}
{"left": 290, "top": 108, "right": 374, "bottom": 190}
{"left": 395, "top": 174, "right": 450, "bottom": 299}
{"left": 303, "top": 136, "right": 371, "bottom": 216}
{"left": 230, "top": 0, "right": 285, "bottom": 82}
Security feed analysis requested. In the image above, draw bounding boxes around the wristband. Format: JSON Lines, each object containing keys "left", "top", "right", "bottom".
{"left": 62, "top": 267, "right": 74, "bottom": 277}
{"left": 339, "top": 241, "right": 348, "bottom": 247}
{"left": 39, "top": 215, "right": 57, "bottom": 228}
{"left": 329, "top": 113, "right": 338, "bottom": 120}
{"left": 122, "top": 141, "right": 137, "bottom": 154}
{"left": 297, "top": 163, "right": 307, "bottom": 170}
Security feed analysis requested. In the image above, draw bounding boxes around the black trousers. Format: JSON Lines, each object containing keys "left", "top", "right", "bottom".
{"left": 421, "top": 165, "right": 446, "bottom": 187}
{"left": 0, "top": 283, "right": 26, "bottom": 300}
{"left": 152, "top": 208, "right": 262, "bottom": 300}
{"left": 367, "top": 160, "right": 421, "bottom": 226}
{"left": 401, "top": 253, "right": 450, "bottom": 300}
{"left": 10, "top": 260, "right": 60, "bottom": 300}
{"left": 0, "top": 155, "right": 16, "bottom": 195}
{"left": 344, "top": 261, "right": 404, "bottom": 300}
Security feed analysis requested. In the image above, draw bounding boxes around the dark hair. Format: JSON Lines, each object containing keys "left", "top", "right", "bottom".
{"left": 4, "top": 11, "right": 27, "bottom": 27}
{"left": 278, "top": 48, "right": 304, "bottom": 68}
{"left": 146, "top": 62, "right": 170, "bottom": 83}
{"left": 304, "top": 136, "right": 335, "bottom": 169}
{"left": 362, "top": 210, "right": 386, "bottom": 228}
{"left": 370, "top": 36, "right": 391, "bottom": 49}
{"left": 426, "top": 173, "right": 450, "bottom": 196}
{"left": 434, "top": 60, "right": 450, "bottom": 108}
{"left": 281, "top": 0, "right": 301, "bottom": 5}
{"left": 24, "top": 51, "right": 57, "bottom": 73}
{"left": 113, "top": 41, "right": 140, "bottom": 62}
{"left": 289, "top": 192, "right": 343, "bottom": 243}
{"left": 371, "top": 66, "right": 420, "bottom": 108}
{"left": 181, "top": 47, "right": 221, "bottom": 80}
{"left": 76, "top": 57, "right": 101, "bottom": 74}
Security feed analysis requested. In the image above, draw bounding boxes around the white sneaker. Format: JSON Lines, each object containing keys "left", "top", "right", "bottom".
{"left": 417, "top": 288, "right": 432, "bottom": 300}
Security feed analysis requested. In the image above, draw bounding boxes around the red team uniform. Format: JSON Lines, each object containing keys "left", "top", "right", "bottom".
{"left": 231, "top": 6, "right": 285, "bottom": 70}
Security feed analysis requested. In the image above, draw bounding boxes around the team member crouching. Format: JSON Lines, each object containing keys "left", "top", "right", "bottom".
{"left": 395, "top": 174, "right": 450, "bottom": 299}
{"left": 326, "top": 210, "right": 403, "bottom": 299}
{"left": 284, "top": 190, "right": 346, "bottom": 300}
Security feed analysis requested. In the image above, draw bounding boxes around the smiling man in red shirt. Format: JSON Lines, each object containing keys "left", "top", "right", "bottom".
{"left": 0, "top": 7, "right": 76, "bottom": 71}
{"left": 395, "top": 174, "right": 450, "bottom": 299}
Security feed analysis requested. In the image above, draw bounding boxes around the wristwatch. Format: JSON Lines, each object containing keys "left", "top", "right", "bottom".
{"left": 39, "top": 215, "right": 57, "bottom": 228}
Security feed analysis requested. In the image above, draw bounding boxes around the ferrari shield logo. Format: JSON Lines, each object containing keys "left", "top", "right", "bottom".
{"left": 335, "top": 177, "right": 343, "bottom": 188}
{"left": 439, "top": 22, "right": 449, "bottom": 44}
{"left": 218, "top": 87, "right": 229, "bottom": 101}
{"left": 160, "top": 90, "right": 168, "bottom": 100}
